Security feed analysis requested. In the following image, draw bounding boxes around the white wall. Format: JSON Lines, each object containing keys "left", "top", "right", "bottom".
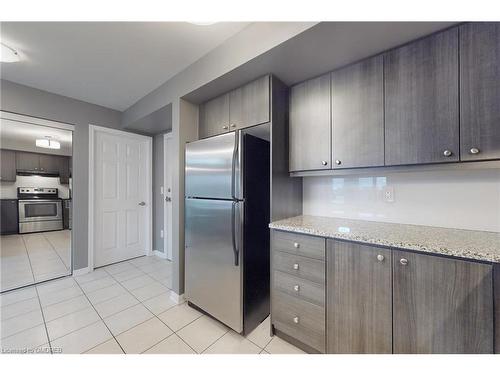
{"left": 303, "top": 169, "right": 500, "bottom": 233}
{"left": 0, "top": 176, "right": 70, "bottom": 200}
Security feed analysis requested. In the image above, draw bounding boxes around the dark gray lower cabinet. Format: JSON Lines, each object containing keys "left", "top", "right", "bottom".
{"left": 327, "top": 240, "right": 392, "bottom": 353}
{"left": 0, "top": 149, "right": 16, "bottom": 182}
{"left": 0, "top": 199, "right": 18, "bottom": 235}
{"left": 392, "top": 250, "right": 494, "bottom": 353}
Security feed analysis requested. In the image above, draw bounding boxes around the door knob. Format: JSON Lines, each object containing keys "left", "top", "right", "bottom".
{"left": 470, "top": 147, "right": 480, "bottom": 155}
{"left": 321, "top": 160, "right": 328, "bottom": 166}
{"left": 377, "top": 254, "right": 384, "bottom": 262}
{"left": 138, "top": 202, "right": 146, "bottom": 206}
{"left": 335, "top": 159, "right": 341, "bottom": 165}
{"left": 443, "top": 150, "right": 452, "bottom": 157}
{"left": 400, "top": 258, "right": 408, "bottom": 266}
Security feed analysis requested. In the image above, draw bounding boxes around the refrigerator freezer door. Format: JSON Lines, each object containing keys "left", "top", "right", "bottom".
{"left": 185, "top": 132, "right": 237, "bottom": 200}
{"left": 185, "top": 198, "right": 243, "bottom": 332}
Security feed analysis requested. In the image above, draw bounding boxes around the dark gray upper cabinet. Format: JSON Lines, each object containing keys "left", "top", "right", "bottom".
{"left": 289, "top": 73, "right": 331, "bottom": 172}
{"left": 460, "top": 22, "right": 500, "bottom": 161}
{"left": 393, "top": 250, "right": 494, "bottom": 354}
{"left": 16, "top": 151, "right": 40, "bottom": 172}
{"left": 331, "top": 56, "right": 384, "bottom": 169}
{"left": 199, "top": 93, "right": 230, "bottom": 139}
{"left": 327, "top": 240, "right": 392, "bottom": 354}
{"left": 229, "top": 75, "right": 270, "bottom": 130}
{"left": 58, "top": 156, "right": 71, "bottom": 184}
{"left": 384, "top": 28, "right": 459, "bottom": 166}
{"left": 39, "top": 154, "right": 60, "bottom": 174}
{"left": 0, "top": 149, "right": 16, "bottom": 182}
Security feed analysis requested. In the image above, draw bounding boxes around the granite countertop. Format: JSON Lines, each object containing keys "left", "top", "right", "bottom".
{"left": 269, "top": 215, "right": 500, "bottom": 263}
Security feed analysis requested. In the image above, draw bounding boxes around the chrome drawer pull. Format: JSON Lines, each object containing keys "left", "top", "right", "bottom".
{"left": 293, "top": 316, "right": 300, "bottom": 324}
{"left": 377, "top": 254, "right": 384, "bottom": 262}
{"left": 293, "top": 263, "right": 299, "bottom": 270}
{"left": 293, "top": 285, "right": 300, "bottom": 292}
{"left": 400, "top": 258, "right": 408, "bottom": 266}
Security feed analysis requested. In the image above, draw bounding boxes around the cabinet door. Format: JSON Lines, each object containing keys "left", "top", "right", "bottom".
{"left": 229, "top": 75, "right": 270, "bottom": 130}
{"left": 199, "top": 93, "right": 230, "bottom": 139}
{"left": 0, "top": 200, "right": 19, "bottom": 235}
{"left": 289, "top": 73, "right": 331, "bottom": 172}
{"left": 16, "top": 151, "right": 40, "bottom": 171}
{"left": 393, "top": 250, "right": 493, "bottom": 353}
{"left": 0, "top": 150, "right": 16, "bottom": 182}
{"left": 327, "top": 240, "right": 392, "bottom": 353}
{"left": 460, "top": 22, "right": 500, "bottom": 161}
{"left": 385, "top": 28, "right": 459, "bottom": 165}
{"left": 331, "top": 56, "right": 384, "bottom": 168}
{"left": 58, "top": 156, "right": 70, "bottom": 184}
{"left": 39, "top": 154, "right": 60, "bottom": 174}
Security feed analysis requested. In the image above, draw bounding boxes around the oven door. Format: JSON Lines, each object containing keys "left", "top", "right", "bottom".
{"left": 18, "top": 200, "right": 63, "bottom": 222}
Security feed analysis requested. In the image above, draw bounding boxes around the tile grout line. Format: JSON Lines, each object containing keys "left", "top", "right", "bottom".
{"left": 200, "top": 330, "right": 232, "bottom": 354}
{"left": 19, "top": 235, "right": 36, "bottom": 289}
{"left": 33, "top": 281, "right": 53, "bottom": 354}
{"left": 41, "top": 232, "right": 71, "bottom": 275}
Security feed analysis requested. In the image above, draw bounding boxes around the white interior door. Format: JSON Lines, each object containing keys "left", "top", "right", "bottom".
{"left": 163, "top": 133, "right": 173, "bottom": 261}
{"left": 93, "top": 128, "right": 151, "bottom": 267}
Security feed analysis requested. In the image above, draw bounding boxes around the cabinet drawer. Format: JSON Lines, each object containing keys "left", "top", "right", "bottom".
{"left": 273, "top": 270, "right": 325, "bottom": 307}
{"left": 273, "top": 251, "right": 325, "bottom": 284}
{"left": 272, "top": 230, "right": 325, "bottom": 260}
{"left": 272, "top": 290, "right": 325, "bottom": 352}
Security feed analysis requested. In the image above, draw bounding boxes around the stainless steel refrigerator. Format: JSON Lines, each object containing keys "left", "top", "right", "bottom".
{"left": 185, "top": 130, "right": 270, "bottom": 334}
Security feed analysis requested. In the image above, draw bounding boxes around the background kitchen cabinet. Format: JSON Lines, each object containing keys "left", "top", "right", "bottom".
{"left": 327, "top": 240, "right": 392, "bottom": 353}
{"left": 16, "top": 151, "right": 40, "bottom": 172}
{"left": 392, "top": 250, "right": 493, "bottom": 353}
{"left": 199, "top": 93, "right": 230, "bottom": 139}
{"left": 229, "top": 75, "right": 269, "bottom": 130}
{"left": 39, "top": 154, "right": 60, "bottom": 174}
{"left": 460, "top": 22, "right": 500, "bottom": 161}
{"left": 0, "top": 149, "right": 16, "bottom": 182}
{"left": 58, "top": 156, "right": 71, "bottom": 184}
{"left": 289, "top": 73, "right": 331, "bottom": 172}
{"left": 0, "top": 199, "right": 18, "bottom": 235}
{"left": 384, "top": 27, "right": 459, "bottom": 166}
{"left": 331, "top": 56, "right": 384, "bottom": 169}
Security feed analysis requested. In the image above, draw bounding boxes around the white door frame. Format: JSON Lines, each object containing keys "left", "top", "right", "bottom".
{"left": 88, "top": 124, "right": 153, "bottom": 272}
{"left": 163, "top": 132, "right": 173, "bottom": 261}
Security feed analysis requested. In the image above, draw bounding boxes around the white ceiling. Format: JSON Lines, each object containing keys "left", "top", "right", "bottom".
{"left": 0, "top": 22, "right": 250, "bottom": 111}
{"left": 0, "top": 118, "right": 73, "bottom": 156}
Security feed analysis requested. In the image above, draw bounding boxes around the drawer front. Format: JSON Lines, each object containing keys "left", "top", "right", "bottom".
{"left": 273, "top": 251, "right": 325, "bottom": 284}
{"left": 272, "top": 230, "right": 325, "bottom": 260}
{"left": 272, "top": 290, "right": 326, "bottom": 352}
{"left": 273, "top": 270, "right": 325, "bottom": 307}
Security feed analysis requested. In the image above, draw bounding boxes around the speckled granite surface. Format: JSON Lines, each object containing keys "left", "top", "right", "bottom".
{"left": 269, "top": 215, "right": 500, "bottom": 263}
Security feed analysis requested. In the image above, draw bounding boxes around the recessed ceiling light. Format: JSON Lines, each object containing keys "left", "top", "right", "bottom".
{"left": 0, "top": 42, "right": 20, "bottom": 63}
{"left": 188, "top": 22, "right": 217, "bottom": 26}
{"left": 36, "top": 137, "right": 60, "bottom": 150}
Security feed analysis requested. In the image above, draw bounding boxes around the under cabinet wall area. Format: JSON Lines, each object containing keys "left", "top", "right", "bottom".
{"left": 289, "top": 22, "right": 500, "bottom": 173}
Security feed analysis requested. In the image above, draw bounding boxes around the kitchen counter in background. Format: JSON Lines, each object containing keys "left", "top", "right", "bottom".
{"left": 269, "top": 215, "right": 500, "bottom": 263}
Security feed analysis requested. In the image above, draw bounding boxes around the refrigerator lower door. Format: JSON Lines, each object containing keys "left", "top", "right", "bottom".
{"left": 185, "top": 198, "right": 243, "bottom": 332}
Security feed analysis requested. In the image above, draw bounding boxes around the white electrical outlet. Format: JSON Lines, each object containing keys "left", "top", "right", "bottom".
{"left": 383, "top": 186, "right": 395, "bottom": 203}
{"left": 160, "top": 230, "right": 164, "bottom": 238}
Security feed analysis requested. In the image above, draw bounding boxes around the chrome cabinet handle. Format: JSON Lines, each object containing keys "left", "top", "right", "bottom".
{"left": 335, "top": 159, "right": 341, "bottom": 165}
{"left": 293, "top": 242, "right": 300, "bottom": 249}
{"left": 230, "top": 123, "right": 236, "bottom": 128}
{"left": 400, "top": 258, "right": 408, "bottom": 266}
{"left": 293, "top": 263, "right": 299, "bottom": 270}
{"left": 293, "top": 316, "right": 300, "bottom": 324}
{"left": 377, "top": 254, "right": 384, "bottom": 262}
{"left": 443, "top": 150, "right": 452, "bottom": 157}
{"left": 138, "top": 202, "right": 146, "bottom": 206}
{"left": 321, "top": 160, "right": 328, "bottom": 166}
{"left": 165, "top": 196, "right": 171, "bottom": 202}
{"left": 293, "top": 285, "right": 300, "bottom": 292}
{"left": 222, "top": 125, "right": 229, "bottom": 130}
{"left": 470, "top": 147, "right": 480, "bottom": 154}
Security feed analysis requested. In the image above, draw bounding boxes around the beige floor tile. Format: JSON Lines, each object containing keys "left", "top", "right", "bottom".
{"left": 46, "top": 306, "right": 100, "bottom": 340}
{"left": 38, "top": 285, "right": 83, "bottom": 307}
{"left": 157, "top": 303, "right": 202, "bottom": 331}
{"left": 144, "top": 334, "right": 195, "bottom": 354}
{"left": 51, "top": 321, "right": 112, "bottom": 354}
{"left": 85, "top": 283, "right": 127, "bottom": 305}
{"left": 121, "top": 274, "right": 156, "bottom": 291}
{"left": 264, "top": 336, "right": 305, "bottom": 354}
{"left": 204, "top": 330, "right": 261, "bottom": 354}
{"left": 104, "top": 303, "right": 153, "bottom": 336}
{"left": 79, "top": 276, "right": 117, "bottom": 293}
{"left": 141, "top": 292, "right": 178, "bottom": 314}
{"left": 0, "top": 287, "right": 37, "bottom": 307}
{"left": 111, "top": 267, "right": 146, "bottom": 283}
{"left": 93, "top": 292, "right": 139, "bottom": 318}
{"left": 0, "top": 324, "right": 48, "bottom": 350}
{"left": 85, "top": 338, "right": 124, "bottom": 354}
{"left": 245, "top": 315, "right": 272, "bottom": 349}
{"left": 177, "top": 315, "right": 229, "bottom": 353}
{"left": 102, "top": 261, "right": 135, "bottom": 275}
{"left": 74, "top": 268, "right": 108, "bottom": 284}
{"left": 36, "top": 277, "right": 77, "bottom": 295}
{"left": 42, "top": 295, "right": 91, "bottom": 322}
{"left": 1, "top": 309, "right": 44, "bottom": 339}
{"left": 260, "top": 349, "right": 270, "bottom": 354}
{"left": 1, "top": 297, "right": 40, "bottom": 321}
{"left": 129, "top": 281, "right": 169, "bottom": 301}
{"left": 116, "top": 317, "right": 173, "bottom": 353}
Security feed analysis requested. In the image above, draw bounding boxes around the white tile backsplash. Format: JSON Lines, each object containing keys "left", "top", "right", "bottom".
{"left": 303, "top": 169, "right": 500, "bottom": 232}
{"left": 0, "top": 175, "right": 70, "bottom": 199}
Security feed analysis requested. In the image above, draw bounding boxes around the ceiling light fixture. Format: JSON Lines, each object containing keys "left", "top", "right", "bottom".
{"left": 36, "top": 136, "right": 60, "bottom": 150}
{"left": 0, "top": 42, "right": 20, "bottom": 63}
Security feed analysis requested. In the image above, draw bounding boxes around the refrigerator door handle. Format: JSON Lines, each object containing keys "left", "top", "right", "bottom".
{"left": 231, "top": 201, "right": 239, "bottom": 267}
{"left": 231, "top": 131, "right": 238, "bottom": 200}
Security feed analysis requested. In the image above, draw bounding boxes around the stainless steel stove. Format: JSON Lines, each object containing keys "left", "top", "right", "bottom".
{"left": 17, "top": 187, "right": 63, "bottom": 234}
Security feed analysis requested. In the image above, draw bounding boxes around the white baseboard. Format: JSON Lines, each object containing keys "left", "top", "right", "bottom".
{"left": 72, "top": 267, "right": 90, "bottom": 276}
{"left": 153, "top": 250, "right": 167, "bottom": 259}
{"left": 170, "top": 291, "right": 185, "bottom": 304}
